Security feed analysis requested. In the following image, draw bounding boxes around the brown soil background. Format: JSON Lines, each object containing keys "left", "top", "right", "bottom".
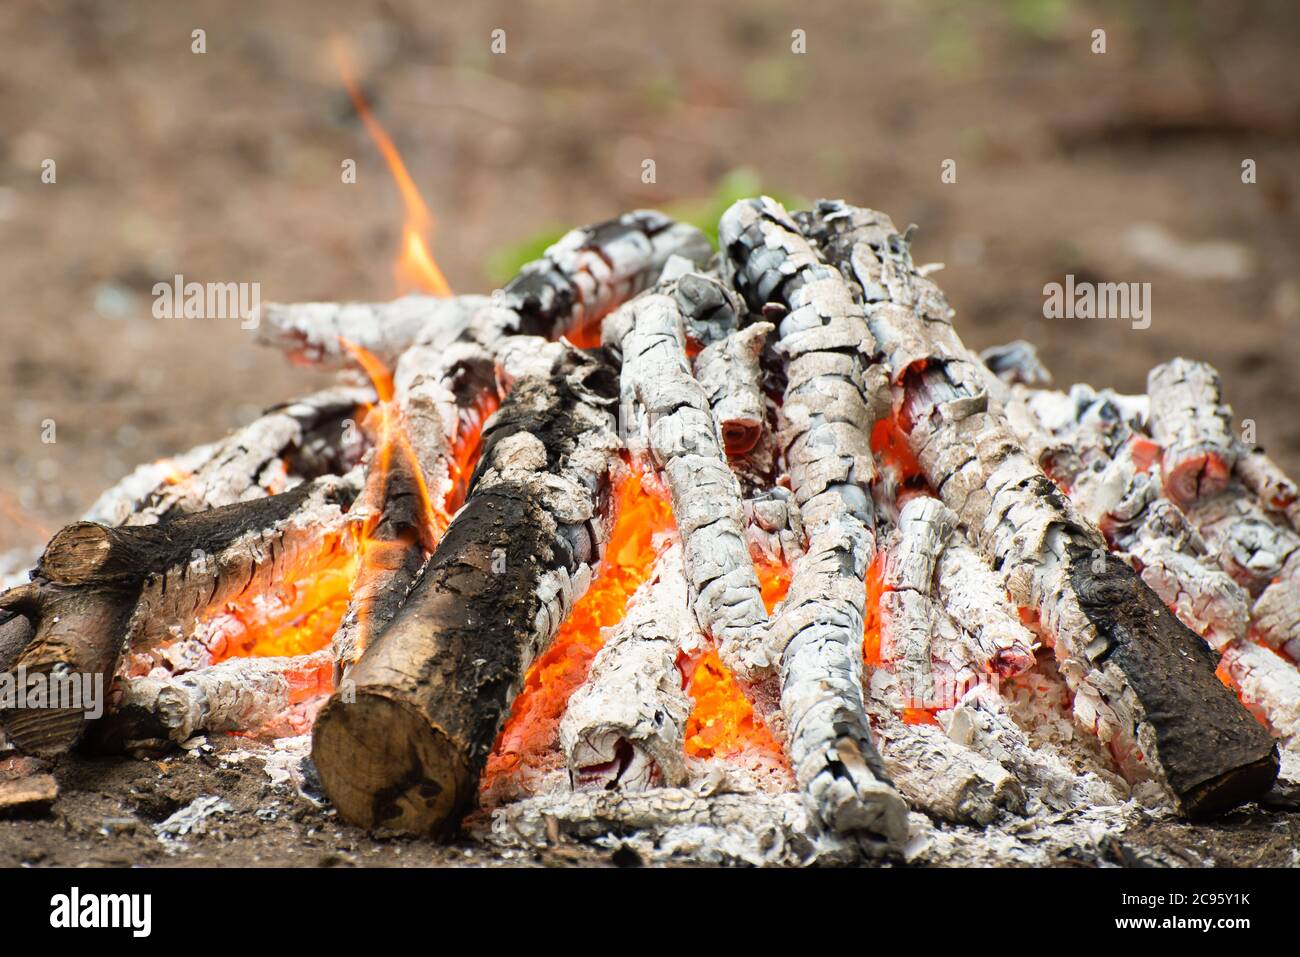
{"left": 0, "top": 0, "right": 1298, "bottom": 867}
{"left": 1, "top": 0, "right": 1297, "bottom": 552}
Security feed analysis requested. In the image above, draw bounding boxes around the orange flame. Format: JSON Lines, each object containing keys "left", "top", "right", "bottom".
{"left": 862, "top": 550, "right": 886, "bottom": 668}
{"left": 753, "top": 553, "right": 792, "bottom": 614}
{"left": 339, "top": 338, "right": 497, "bottom": 659}
{"left": 339, "top": 339, "right": 438, "bottom": 535}
{"left": 204, "top": 534, "right": 358, "bottom": 664}
{"left": 154, "top": 458, "right": 191, "bottom": 486}
{"left": 871, "top": 414, "right": 924, "bottom": 486}
{"left": 194, "top": 339, "right": 496, "bottom": 667}
{"left": 333, "top": 40, "right": 451, "bottom": 297}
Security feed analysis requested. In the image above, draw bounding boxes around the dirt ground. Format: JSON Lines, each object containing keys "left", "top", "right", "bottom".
{"left": 2, "top": 741, "right": 1297, "bottom": 868}
{"left": 0, "top": 0, "right": 1298, "bottom": 866}
{"left": 1, "top": 0, "right": 1297, "bottom": 552}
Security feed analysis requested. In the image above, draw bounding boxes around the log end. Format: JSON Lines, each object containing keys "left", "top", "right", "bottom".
{"left": 0, "top": 706, "right": 88, "bottom": 757}
{"left": 311, "top": 691, "right": 471, "bottom": 837}
{"left": 1068, "top": 546, "right": 1279, "bottom": 814}
{"left": 37, "top": 522, "right": 115, "bottom": 584}
{"left": 1180, "top": 748, "right": 1280, "bottom": 819}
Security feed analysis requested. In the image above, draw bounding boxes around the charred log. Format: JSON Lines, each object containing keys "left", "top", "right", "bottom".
{"left": 0, "top": 478, "right": 355, "bottom": 755}
{"left": 310, "top": 347, "right": 621, "bottom": 836}
{"left": 86, "top": 387, "right": 370, "bottom": 527}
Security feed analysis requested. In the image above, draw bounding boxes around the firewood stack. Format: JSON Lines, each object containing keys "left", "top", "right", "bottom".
{"left": 2, "top": 199, "right": 1295, "bottom": 864}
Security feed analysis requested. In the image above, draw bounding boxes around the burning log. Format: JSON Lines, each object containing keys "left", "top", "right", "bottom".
{"left": 86, "top": 387, "right": 370, "bottom": 526}
{"left": 329, "top": 340, "right": 498, "bottom": 676}
{"left": 258, "top": 295, "right": 490, "bottom": 371}
{"left": 0, "top": 478, "right": 355, "bottom": 754}
{"left": 800, "top": 199, "right": 1278, "bottom": 815}
{"left": 1147, "top": 359, "right": 1237, "bottom": 506}
{"left": 1011, "top": 384, "right": 1149, "bottom": 487}
{"left": 720, "top": 197, "right": 907, "bottom": 850}
{"left": 260, "top": 211, "right": 711, "bottom": 367}
{"left": 503, "top": 210, "right": 711, "bottom": 341}
{"left": 1236, "top": 445, "right": 1300, "bottom": 534}
{"left": 693, "top": 322, "right": 774, "bottom": 457}
{"left": 559, "top": 542, "right": 694, "bottom": 791}
{"left": 1016, "top": 382, "right": 1300, "bottom": 743}
{"left": 1185, "top": 488, "right": 1300, "bottom": 660}
{"left": 935, "top": 537, "right": 1039, "bottom": 678}
{"left": 1218, "top": 641, "right": 1300, "bottom": 746}
{"left": 310, "top": 346, "right": 622, "bottom": 835}
{"left": 1068, "top": 437, "right": 1251, "bottom": 646}
{"left": 1145, "top": 360, "right": 1300, "bottom": 661}
{"left": 99, "top": 649, "right": 333, "bottom": 752}
{"left": 616, "top": 288, "right": 770, "bottom": 678}
{"left": 878, "top": 496, "right": 956, "bottom": 706}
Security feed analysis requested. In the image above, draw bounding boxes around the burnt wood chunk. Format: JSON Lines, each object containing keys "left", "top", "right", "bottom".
{"left": 0, "top": 479, "right": 354, "bottom": 755}
{"left": 311, "top": 348, "right": 621, "bottom": 836}
{"left": 1066, "top": 544, "right": 1278, "bottom": 815}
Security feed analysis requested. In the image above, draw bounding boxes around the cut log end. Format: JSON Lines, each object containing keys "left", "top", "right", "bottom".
{"left": 1067, "top": 544, "right": 1279, "bottom": 813}
{"left": 311, "top": 691, "right": 469, "bottom": 836}
{"left": 1, "top": 703, "right": 89, "bottom": 757}
{"left": 1182, "top": 752, "right": 1282, "bottom": 818}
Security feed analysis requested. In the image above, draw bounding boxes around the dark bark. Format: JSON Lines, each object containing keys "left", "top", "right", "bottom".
{"left": 312, "top": 348, "right": 621, "bottom": 836}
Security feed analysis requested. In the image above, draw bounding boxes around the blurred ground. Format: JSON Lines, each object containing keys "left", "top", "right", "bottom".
{"left": 0, "top": 0, "right": 1297, "bottom": 551}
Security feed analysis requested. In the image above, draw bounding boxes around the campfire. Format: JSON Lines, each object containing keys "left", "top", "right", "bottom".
{"left": 2, "top": 195, "right": 1295, "bottom": 866}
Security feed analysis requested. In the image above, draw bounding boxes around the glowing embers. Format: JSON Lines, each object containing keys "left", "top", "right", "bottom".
{"left": 198, "top": 533, "right": 358, "bottom": 664}
{"left": 862, "top": 551, "right": 887, "bottom": 668}
{"left": 753, "top": 553, "right": 792, "bottom": 615}
{"left": 872, "top": 412, "right": 928, "bottom": 506}
{"left": 860, "top": 550, "right": 940, "bottom": 725}
{"left": 681, "top": 649, "right": 782, "bottom": 763}
{"left": 483, "top": 467, "right": 677, "bottom": 793}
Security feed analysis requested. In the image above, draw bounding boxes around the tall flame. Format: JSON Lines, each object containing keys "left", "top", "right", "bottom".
{"left": 333, "top": 40, "right": 452, "bottom": 297}
{"left": 338, "top": 338, "right": 497, "bottom": 660}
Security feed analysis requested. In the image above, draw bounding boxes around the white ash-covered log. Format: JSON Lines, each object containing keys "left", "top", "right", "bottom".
{"left": 258, "top": 210, "right": 711, "bottom": 369}
{"left": 799, "top": 199, "right": 1278, "bottom": 815}
{"left": 720, "top": 197, "right": 908, "bottom": 851}
{"left": 559, "top": 541, "right": 695, "bottom": 791}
